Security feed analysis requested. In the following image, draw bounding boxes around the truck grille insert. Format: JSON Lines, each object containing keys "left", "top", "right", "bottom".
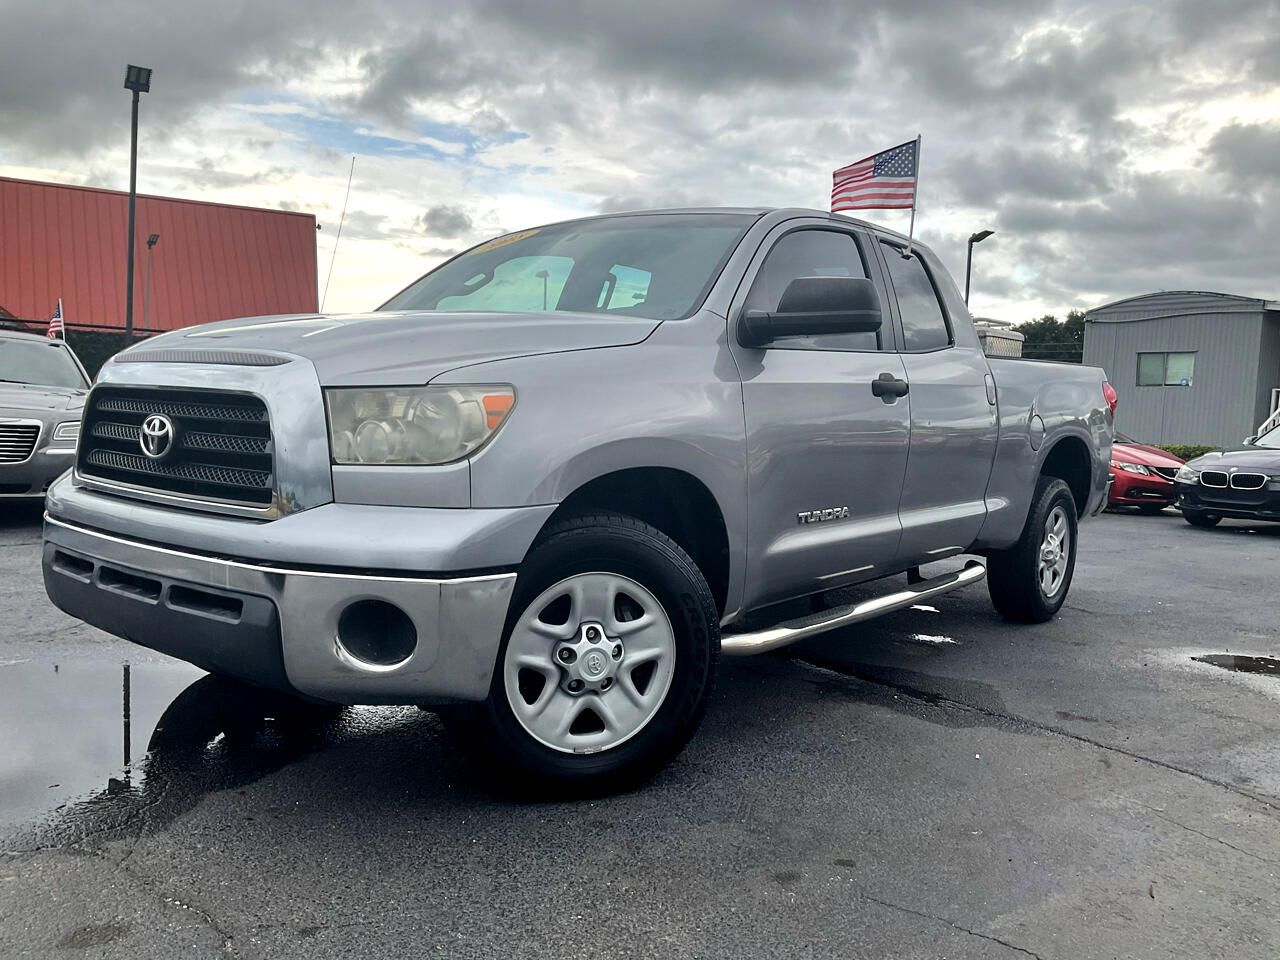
{"left": 78, "top": 387, "right": 273, "bottom": 507}
{"left": 0, "top": 423, "right": 40, "bottom": 463}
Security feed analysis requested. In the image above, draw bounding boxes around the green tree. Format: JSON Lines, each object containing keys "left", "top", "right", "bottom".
{"left": 1016, "top": 309, "right": 1085, "bottom": 363}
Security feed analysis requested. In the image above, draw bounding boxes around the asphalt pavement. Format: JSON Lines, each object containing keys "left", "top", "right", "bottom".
{"left": 1, "top": 500, "right": 1278, "bottom": 959}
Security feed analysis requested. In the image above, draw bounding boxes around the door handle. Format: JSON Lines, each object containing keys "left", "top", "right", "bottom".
{"left": 871, "top": 372, "right": 910, "bottom": 401}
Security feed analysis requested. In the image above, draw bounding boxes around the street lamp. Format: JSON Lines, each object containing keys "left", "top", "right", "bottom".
{"left": 535, "top": 269, "right": 550, "bottom": 311}
{"left": 143, "top": 233, "right": 160, "bottom": 330}
{"left": 123, "top": 64, "right": 153, "bottom": 339}
{"left": 964, "top": 229, "right": 994, "bottom": 305}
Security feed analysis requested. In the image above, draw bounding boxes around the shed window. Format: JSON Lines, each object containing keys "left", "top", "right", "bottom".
{"left": 1137, "top": 351, "right": 1195, "bottom": 386}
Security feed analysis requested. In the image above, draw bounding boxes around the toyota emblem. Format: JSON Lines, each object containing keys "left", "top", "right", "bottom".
{"left": 139, "top": 414, "right": 175, "bottom": 460}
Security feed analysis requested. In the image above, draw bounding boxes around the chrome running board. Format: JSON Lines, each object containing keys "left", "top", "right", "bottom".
{"left": 721, "top": 561, "right": 986, "bottom": 657}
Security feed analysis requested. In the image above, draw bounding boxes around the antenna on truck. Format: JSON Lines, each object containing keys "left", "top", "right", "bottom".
{"left": 320, "top": 154, "right": 356, "bottom": 313}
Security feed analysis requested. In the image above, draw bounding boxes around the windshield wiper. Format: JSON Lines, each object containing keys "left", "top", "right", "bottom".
{"left": 0, "top": 378, "right": 34, "bottom": 384}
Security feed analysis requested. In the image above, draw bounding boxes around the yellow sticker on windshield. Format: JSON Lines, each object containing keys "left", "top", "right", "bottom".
{"left": 471, "top": 228, "right": 541, "bottom": 253}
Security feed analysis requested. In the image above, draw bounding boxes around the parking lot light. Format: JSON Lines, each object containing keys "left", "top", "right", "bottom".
{"left": 123, "top": 64, "right": 153, "bottom": 340}
{"left": 965, "top": 229, "right": 995, "bottom": 304}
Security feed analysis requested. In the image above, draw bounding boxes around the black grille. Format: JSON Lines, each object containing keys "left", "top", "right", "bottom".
{"left": 78, "top": 387, "right": 274, "bottom": 507}
{"left": 1150, "top": 466, "right": 1178, "bottom": 481}
{"left": 1200, "top": 470, "right": 1229, "bottom": 488}
{"left": 1229, "top": 472, "right": 1268, "bottom": 491}
{"left": 0, "top": 423, "right": 39, "bottom": 463}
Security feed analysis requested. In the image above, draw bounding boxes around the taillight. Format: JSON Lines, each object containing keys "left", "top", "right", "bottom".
{"left": 1102, "top": 380, "right": 1118, "bottom": 418}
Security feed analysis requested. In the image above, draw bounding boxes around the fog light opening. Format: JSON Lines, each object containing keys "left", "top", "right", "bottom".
{"left": 336, "top": 600, "right": 417, "bottom": 667}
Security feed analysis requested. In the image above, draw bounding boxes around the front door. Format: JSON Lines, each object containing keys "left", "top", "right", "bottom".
{"left": 729, "top": 223, "right": 911, "bottom": 611}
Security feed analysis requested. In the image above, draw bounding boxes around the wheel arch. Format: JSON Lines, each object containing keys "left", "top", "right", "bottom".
{"left": 531, "top": 465, "right": 736, "bottom": 618}
{"left": 1038, "top": 433, "right": 1093, "bottom": 515}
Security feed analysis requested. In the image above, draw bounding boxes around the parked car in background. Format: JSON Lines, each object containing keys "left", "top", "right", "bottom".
{"left": 1175, "top": 424, "right": 1280, "bottom": 527}
{"left": 0, "top": 329, "right": 88, "bottom": 499}
{"left": 1108, "top": 433, "right": 1185, "bottom": 514}
{"left": 42, "top": 208, "right": 1112, "bottom": 793}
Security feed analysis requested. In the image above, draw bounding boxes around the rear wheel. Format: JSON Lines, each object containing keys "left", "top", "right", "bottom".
{"left": 1183, "top": 510, "right": 1222, "bottom": 528}
{"left": 986, "top": 476, "right": 1078, "bottom": 623}
{"left": 443, "top": 513, "right": 719, "bottom": 797}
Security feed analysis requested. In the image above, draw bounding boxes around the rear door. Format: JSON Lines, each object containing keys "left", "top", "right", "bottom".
{"left": 875, "top": 239, "right": 998, "bottom": 567}
{"left": 729, "top": 220, "right": 911, "bottom": 610}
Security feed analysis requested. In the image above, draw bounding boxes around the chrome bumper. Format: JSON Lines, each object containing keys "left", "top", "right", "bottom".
{"left": 43, "top": 516, "right": 516, "bottom": 704}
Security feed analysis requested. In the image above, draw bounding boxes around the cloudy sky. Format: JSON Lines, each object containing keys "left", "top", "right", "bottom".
{"left": 1, "top": 0, "right": 1276, "bottom": 321}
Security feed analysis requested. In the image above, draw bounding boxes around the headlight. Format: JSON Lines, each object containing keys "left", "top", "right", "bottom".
{"left": 1175, "top": 464, "right": 1199, "bottom": 483}
{"left": 324, "top": 386, "right": 515, "bottom": 465}
{"left": 1110, "top": 459, "right": 1150, "bottom": 475}
{"left": 52, "top": 421, "right": 80, "bottom": 443}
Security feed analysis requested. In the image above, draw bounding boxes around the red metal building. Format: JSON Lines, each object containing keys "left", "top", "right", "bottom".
{"left": 0, "top": 176, "right": 318, "bottom": 332}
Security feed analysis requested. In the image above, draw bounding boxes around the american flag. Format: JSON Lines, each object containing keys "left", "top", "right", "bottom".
{"left": 47, "top": 299, "right": 65, "bottom": 340}
{"left": 831, "top": 139, "right": 918, "bottom": 213}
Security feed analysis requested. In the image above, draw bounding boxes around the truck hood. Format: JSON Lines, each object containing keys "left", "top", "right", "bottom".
{"left": 1188, "top": 448, "right": 1280, "bottom": 474}
{"left": 130, "top": 311, "right": 661, "bottom": 385}
{"left": 0, "top": 382, "right": 87, "bottom": 413}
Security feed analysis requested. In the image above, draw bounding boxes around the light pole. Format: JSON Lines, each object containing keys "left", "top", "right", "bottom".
{"left": 964, "top": 229, "right": 994, "bottom": 305}
{"left": 123, "top": 65, "right": 153, "bottom": 339}
{"left": 143, "top": 233, "right": 160, "bottom": 330}
{"left": 535, "top": 269, "right": 550, "bottom": 310}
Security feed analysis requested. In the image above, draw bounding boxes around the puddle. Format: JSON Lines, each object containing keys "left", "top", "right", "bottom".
{"left": 1191, "top": 654, "right": 1280, "bottom": 677}
{"left": 0, "top": 661, "right": 369, "bottom": 842}
{"left": 0, "top": 661, "right": 203, "bottom": 830}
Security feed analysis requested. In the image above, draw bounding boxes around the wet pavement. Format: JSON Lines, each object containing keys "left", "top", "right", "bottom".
{"left": 1, "top": 504, "right": 1279, "bottom": 958}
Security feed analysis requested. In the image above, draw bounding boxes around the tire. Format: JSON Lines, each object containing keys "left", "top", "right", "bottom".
{"left": 986, "top": 476, "right": 1078, "bottom": 623}
{"left": 1137, "top": 504, "right": 1167, "bottom": 516}
{"left": 1183, "top": 510, "right": 1222, "bottom": 528}
{"left": 443, "top": 512, "right": 720, "bottom": 797}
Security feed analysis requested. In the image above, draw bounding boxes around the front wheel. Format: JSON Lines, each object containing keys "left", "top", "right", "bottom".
{"left": 445, "top": 513, "right": 719, "bottom": 796}
{"left": 986, "top": 476, "right": 1078, "bottom": 623}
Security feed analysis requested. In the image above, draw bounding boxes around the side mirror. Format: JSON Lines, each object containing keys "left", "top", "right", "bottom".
{"left": 738, "top": 276, "right": 883, "bottom": 348}
{"left": 1244, "top": 435, "right": 1257, "bottom": 446}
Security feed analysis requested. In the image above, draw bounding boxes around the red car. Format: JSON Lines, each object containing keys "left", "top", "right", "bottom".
{"left": 1108, "top": 434, "right": 1185, "bottom": 514}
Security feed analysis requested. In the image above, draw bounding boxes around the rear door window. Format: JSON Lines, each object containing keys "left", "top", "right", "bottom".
{"left": 880, "top": 243, "right": 952, "bottom": 352}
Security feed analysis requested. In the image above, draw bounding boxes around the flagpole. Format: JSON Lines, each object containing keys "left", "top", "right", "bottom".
{"left": 58, "top": 298, "right": 65, "bottom": 340}
{"left": 906, "top": 134, "right": 921, "bottom": 257}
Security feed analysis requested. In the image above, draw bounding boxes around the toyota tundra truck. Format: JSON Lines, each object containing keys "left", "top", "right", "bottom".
{"left": 42, "top": 208, "right": 1113, "bottom": 793}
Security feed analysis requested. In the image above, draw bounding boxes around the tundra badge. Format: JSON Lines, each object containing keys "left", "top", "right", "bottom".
{"left": 797, "top": 506, "right": 850, "bottom": 524}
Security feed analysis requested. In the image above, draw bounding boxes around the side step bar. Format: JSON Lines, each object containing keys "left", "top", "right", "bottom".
{"left": 721, "top": 561, "right": 986, "bottom": 657}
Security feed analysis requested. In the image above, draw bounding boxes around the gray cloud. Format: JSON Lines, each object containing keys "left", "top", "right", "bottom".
{"left": 1205, "top": 122, "right": 1280, "bottom": 186}
{"left": 417, "top": 204, "right": 473, "bottom": 237}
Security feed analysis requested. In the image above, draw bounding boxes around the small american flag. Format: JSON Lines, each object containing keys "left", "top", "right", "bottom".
{"left": 47, "top": 299, "right": 65, "bottom": 340}
{"left": 831, "top": 139, "right": 918, "bottom": 213}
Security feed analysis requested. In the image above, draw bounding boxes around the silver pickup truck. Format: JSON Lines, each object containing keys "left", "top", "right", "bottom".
{"left": 43, "top": 208, "right": 1113, "bottom": 793}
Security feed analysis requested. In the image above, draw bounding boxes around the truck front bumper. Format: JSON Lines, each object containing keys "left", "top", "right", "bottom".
{"left": 43, "top": 515, "right": 518, "bottom": 704}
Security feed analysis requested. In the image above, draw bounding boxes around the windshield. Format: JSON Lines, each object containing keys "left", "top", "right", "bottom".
{"left": 0, "top": 338, "right": 86, "bottom": 389}
{"left": 1256, "top": 425, "right": 1280, "bottom": 449}
{"left": 380, "top": 213, "right": 753, "bottom": 321}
